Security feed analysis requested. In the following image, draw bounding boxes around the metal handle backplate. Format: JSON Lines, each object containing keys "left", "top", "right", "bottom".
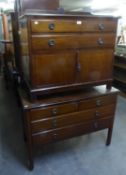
{"left": 98, "top": 23, "right": 105, "bottom": 31}
{"left": 48, "top": 39, "right": 55, "bottom": 46}
{"left": 95, "top": 111, "right": 101, "bottom": 117}
{"left": 98, "top": 38, "right": 104, "bottom": 45}
{"left": 52, "top": 108, "right": 58, "bottom": 115}
{"left": 48, "top": 23, "right": 55, "bottom": 30}
{"left": 96, "top": 100, "right": 102, "bottom": 106}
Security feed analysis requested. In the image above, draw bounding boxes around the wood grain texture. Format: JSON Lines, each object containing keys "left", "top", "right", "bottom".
{"left": 31, "top": 34, "right": 116, "bottom": 52}
{"left": 19, "top": 14, "right": 118, "bottom": 99}
{"left": 31, "top": 104, "right": 115, "bottom": 133}
{"left": 31, "top": 52, "right": 76, "bottom": 87}
{"left": 31, "top": 18, "right": 117, "bottom": 33}
{"left": 32, "top": 117, "right": 114, "bottom": 145}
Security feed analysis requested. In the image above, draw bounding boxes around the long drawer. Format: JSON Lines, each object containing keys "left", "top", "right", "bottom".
{"left": 32, "top": 117, "right": 113, "bottom": 146}
{"left": 31, "top": 104, "right": 115, "bottom": 133}
{"left": 30, "top": 102, "right": 77, "bottom": 121}
{"left": 30, "top": 94, "right": 116, "bottom": 122}
{"left": 31, "top": 34, "right": 116, "bottom": 52}
{"left": 31, "top": 18, "right": 117, "bottom": 33}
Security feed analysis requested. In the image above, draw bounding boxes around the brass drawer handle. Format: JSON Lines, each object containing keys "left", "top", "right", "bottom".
{"left": 48, "top": 39, "right": 55, "bottom": 46}
{"left": 53, "top": 133, "right": 58, "bottom": 140}
{"left": 77, "top": 62, "right": 81, "bottom": 72}
{"left": 48, "top": 23, "right": 55, "bottom": 30}
{"left": 98, "top": 38, "right": 104, "bottom": 45}
{"left": 94, "top": 122, "right": 98, "bottom": 129}
{"left": 95, "top": 111, "right": 101, "bottom": 117}
{"left": 96, "top": 100, "right": 102, "bottom": 106}
{"left": 52, "top": 119, "right": 57, "bottom": 127}
{"left": 98, "top": 23, "right": 105, "bottom": 31}
{"left": 52, "top": 108, "right": 58, "bottom": 115}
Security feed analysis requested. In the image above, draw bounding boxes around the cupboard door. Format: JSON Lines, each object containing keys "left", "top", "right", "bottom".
{"left": 78, "top": 49, "right": 113, "bottom": 82}
{"left": 31, "top": 52, "right": 76, "bottom": 87}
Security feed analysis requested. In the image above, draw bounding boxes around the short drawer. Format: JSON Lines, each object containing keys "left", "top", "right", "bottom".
{"left": 30, "top": 102, "right": 77, "bottom": 121}
{"left": 31, "top": 33, "right": 116, "bottom": 52}
{"left": 31, "top": 104, "right": 115, "bottom": 133}
{"left": 30, "top": 18, "right": 117, "bottom": 33}
{"left": 85, "top": 19, "right": 117, "bottom": 32}
{"left": 78, "top": 94, "right": 116, "bottom": 110}
{"left": 32, "top": 117, "right": 113, "bottom": 146}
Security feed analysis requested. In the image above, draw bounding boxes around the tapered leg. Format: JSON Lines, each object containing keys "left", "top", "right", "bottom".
{"left": 106, "top": 127, "right": 113, "bottom": 146}
{"left": 27, "top": 151, "right": 34, "bottom": 170}
{"left": 25, "top": 114, "right": 34, "bottom": 170}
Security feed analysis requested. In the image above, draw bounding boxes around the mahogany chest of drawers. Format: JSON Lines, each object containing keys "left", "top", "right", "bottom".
{"left": 19, "top": 85, "right": 118, "bottom": 169}
{"left": 19, "top": 13, "right": 118, "bottom": 99}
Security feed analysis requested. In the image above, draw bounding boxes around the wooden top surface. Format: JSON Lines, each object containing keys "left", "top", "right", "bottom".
{"left": 18, "top": 85, "right": 119, "bottom": 110}
{"left": 19, "top": 11, "right": 119, "bottom": 19}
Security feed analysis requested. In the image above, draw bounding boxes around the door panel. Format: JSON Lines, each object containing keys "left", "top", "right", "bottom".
{"left": 31, "top": 52, "right": 76, "bottom": 87}
{"left": 78, "top": 49, "right": 113, "bottom": 82}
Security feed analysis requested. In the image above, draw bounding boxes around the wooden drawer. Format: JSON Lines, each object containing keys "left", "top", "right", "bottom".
{"left": 30, "top": 102, "right": 77, "bottom": 121}
{"left": 31, "top": 33, "right": 116, "bottom": 52}
{"left": 32, "top": 117, "right": 113, "bottom": 145}
{"left": 31, "top": 18, "right": 117, "bottom": 33}
{"left": 85, "top": 19, "right": 117, "bottom": 32}
{"left": 78, "top": 94, "right": 116, "bottom": 111}
{"left": 31, "top": 19, "right": 86, "bottom": 33}
{"left": 31, "top": 104, "right": 115, "bottom": 133}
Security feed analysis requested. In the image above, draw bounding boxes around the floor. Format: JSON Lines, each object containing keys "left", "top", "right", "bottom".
{"left": 0, "top": 76, "right": 126, "bottom": 175}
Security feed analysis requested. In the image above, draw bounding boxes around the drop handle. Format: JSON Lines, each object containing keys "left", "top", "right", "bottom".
{"left": 98, "top": 38, "right": 104, "bottom": 45}
{"left": 52, "top": 119, "right": 57, "bottom": 127}
{"left": 48, "top": 23, "right": 55, "bottom": 30}
{"left": 95, "top": 111, "right": 101, "bottom": 117}
{"left": 52, "top": 108, "right": 58, "bottom": 115}
{"left": 77, "top": 61, "right": 81, "bottom": 72}
{"left": 94, "top": 122, "right": 98, "bottom": 129}
{"left": 98, "top": 23, "right": 105, "bottom": 31}
{"left": 53, "top": 133, "right": 58, "bottom": 140}
{"left": 96, "top": 100, "right": 102, "bottom": 106}
{"left": 48, "top": 39, "right": 55, "bottom": 46}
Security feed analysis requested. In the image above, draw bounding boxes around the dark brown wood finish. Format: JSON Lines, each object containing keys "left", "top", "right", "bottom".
{"left": 30, "top": 18, "right": 117, "bottom": 33}
{"left": 31, "top": 52, "right": 76, "bottom": 87}
{"left": 31, "top": 34, "right": 115, "bottom": 51}
{"left": 18, "top": 14, "right": 118, "bottom": 99}
{"left": 31, "top": 104, "right": 115, "bottom": 133}
{"left": 19, "top": 86, "right": 118, "bottom": 170}
{"left": 32, "top": 117, "right": 114, "bottom": 145}
{"left": 78, "top": 49, "right": 114, "bottom": 82}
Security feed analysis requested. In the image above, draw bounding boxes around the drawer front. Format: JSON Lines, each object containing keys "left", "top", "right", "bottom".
{"left": 31, "top": 19, "right": 86, "bottom": 33}
{"left": 31, "top": 34, "right": 116, "bottom": 52}
{"left": 32, "top": 117, "right": 113, "bottom": 145}
{"left": 31, "top": 19, "right": 117, "bottom": 33}
{"left": 85, "top": 19, "right": 117, "bottom": 32}
{"left": 31, "top": 104, "right": 115, "bottom": 133}
{"left": 30, "top": 103, "right": 77, "bottom": 121}
{"left": 79, "top": 94, "right": 116, "bottom": 111}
